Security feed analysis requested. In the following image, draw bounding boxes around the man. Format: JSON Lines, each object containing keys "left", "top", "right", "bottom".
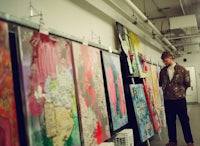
{"left": 159, "top": 51, "right": 194, "bottom": 146}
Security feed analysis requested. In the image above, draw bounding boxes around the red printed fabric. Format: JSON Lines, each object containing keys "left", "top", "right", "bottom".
{"left": 19, "top": 27, "right": 81, "bottom": 146}
{"left": 143, "top": 83, "right": 162, "bottom": 132}
{"left": 0, "top": 21, "right": 20, "bottom": 146}
{"left": 72, "top": 42, "right": 110, "bottom": 145}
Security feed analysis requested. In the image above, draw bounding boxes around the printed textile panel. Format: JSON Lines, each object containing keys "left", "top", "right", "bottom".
{"left": 18, "top": 27, "right": 81, "bottom": 146}
{"left": 128, "top": 31, "right": 146, "bottom": 78}
{"left": 144, "top": 64, "right": 162, "bottom": 132}
{"left": 116, "top": 22, "right": 137, "bottom": 75}
{"left": 143, "top": 83, "right": 162, "bottom": 132}
{"left": 130, "top": 84, "right": 154, "bottom": 142}
{"left": 0, "top": 21, "right": 20, "bottom": 146}
{"left": 72, "top": 42, "right": 110, "bottom": 146}
{"left": 150, "top": 65, "right": 162, "bottom": 109}
{"left": 102, "top": 52, "right": 128, "bottom": 131}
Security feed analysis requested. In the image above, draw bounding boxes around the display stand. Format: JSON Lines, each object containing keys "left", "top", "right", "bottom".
{"left": 120, "top": 50, "right": 148, "bottom": 146}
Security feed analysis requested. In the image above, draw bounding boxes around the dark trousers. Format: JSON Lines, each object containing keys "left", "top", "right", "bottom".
{"left": 164, "top": 98, "right": 193, "bottom": 143}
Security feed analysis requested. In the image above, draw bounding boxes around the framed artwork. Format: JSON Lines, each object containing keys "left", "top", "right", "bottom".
{"left": 102, "top": 52, "right": 128, "bottom": 131}
{"left": 129, "top": 84, "right": 154, "bottom": 142}
{"left": 0, "top": 21, "right": 20, "bottom": 146}
{"left": 18, "top": 27, "right": 81, "bottom": 146}
{"left": 72, "top": 42, "right": 110, "bottom": 145}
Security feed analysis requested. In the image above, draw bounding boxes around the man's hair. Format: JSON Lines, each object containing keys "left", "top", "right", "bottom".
{"left": 161, "top": 51, "right": 174, "bottom": 60}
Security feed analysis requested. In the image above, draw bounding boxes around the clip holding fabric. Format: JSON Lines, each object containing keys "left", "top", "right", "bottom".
{"left": 39, "top": 13, "right": 49, "bottom": 35}
{"left": 108, "top": 46, "right": 112, "bottom": 53}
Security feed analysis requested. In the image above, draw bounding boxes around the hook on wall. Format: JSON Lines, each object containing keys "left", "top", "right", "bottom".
{"left": 28, "top": 0, "right": 48, "bottom": 34}
{"left": 29, "top": 0, "right": 40, "bottom": 18}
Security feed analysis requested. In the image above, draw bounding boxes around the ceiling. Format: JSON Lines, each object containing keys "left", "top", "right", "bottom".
{"left": 132, "top": 0, "right": 200, "bottom": 20}
{"left": 131, "top": 0, "right": 200, "bottom": 56}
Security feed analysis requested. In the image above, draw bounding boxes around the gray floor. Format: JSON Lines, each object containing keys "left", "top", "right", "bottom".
{"left": 150, "top": 104, "right": 200, "bottom": 146}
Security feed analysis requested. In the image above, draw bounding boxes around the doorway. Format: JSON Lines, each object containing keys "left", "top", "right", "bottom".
{"left": 185, "top": 67, "right": 198, "bottom": 103}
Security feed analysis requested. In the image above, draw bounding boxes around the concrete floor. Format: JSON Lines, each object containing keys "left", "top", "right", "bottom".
{"left": 150, "top": 104, "right": 200, "bottom": 146}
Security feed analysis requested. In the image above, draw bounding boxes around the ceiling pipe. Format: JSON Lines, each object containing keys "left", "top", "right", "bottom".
{"left": 124, "top": 0, "right": 177, "bottom": 52}
{"left": 168, "top": 33, "right": 200, "bottom": 40}
{"left": 102, "top": 0, "right": 171, "bottom": 52}
{"left": 173, "top": 42, "right": 200, "bottom": 47}
{"left": 149, "top": 16, "right": 168, "bottom": 21}
{"left": 179, "top": 0, "right": 186, "bottom": 15}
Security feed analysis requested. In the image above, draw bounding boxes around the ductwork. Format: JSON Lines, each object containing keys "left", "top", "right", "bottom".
{"left": 170, "top": 15, "right": 198, "bottom": 30}
{"left": 124, "top": 0, "right": 177, "bottom": 52}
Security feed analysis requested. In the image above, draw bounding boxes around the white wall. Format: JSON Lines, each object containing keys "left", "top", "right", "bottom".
{"left": 0, "top": 0, "right": 162, "bottom": 61}
{"left": 0, "top": 0, "right": 116, "bottom": 48}
{"left": 175, "top": 53, "right": 200, "bottom": 103}
{"left": 140, "top": 40, "right": 163, "bottom": 65}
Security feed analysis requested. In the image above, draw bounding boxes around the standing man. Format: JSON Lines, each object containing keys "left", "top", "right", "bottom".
{"left": 159, "top": 51, "right": 194, "bottom": 146}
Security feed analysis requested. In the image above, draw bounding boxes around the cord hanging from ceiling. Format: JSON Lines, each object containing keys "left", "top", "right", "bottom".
{"left": 143, "top": 0, "right": 147, "bottom": 16}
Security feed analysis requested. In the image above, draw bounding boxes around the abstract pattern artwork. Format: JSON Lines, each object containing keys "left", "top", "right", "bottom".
{"left": 143, "top": 83, "right": 162, "bottom": 132}
{"left": 128, "top": 31, "right": 146, "bottom": 78}
{"left": 145, "top": 64, "right": 162, "bottom": 132}
{"left": 18, "top": 27, "right": 81, "bottom": 146}
{"left": 0, "top": 21, "right": 20, "bottom": 146}
{"left": 150, "top": 65, "right": 162, "bottom": 109}
{"left": 130, "top": 84, "right": 154, "bottom": 142}
{"left": 72, "top": 42, "right": 110, "bottom": 145}
{"left": 116, "top": 22, "right": 137, "bottom": 75}
{"left": 157, "top": 66, "right": 164, "bottom": 106}
{"left": 102, "top": 52, "right": 128, "bottom": 131}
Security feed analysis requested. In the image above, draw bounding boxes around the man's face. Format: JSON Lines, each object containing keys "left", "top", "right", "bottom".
{"left": 162, "top": 57, "right": 173, "bottom": 67}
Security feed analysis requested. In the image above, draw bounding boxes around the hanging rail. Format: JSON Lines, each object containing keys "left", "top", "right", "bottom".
{"left": 0, "top": 11, "right": 120, "bottom": 55}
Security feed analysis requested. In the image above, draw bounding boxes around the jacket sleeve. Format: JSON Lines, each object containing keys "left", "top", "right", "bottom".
{"left": 183, "top": 69, "right": 191, "bottom": 89}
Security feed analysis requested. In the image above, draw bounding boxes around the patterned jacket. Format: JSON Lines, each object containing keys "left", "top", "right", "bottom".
{"left": 159, "top": 64, "right": 190, "bottom": 100}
